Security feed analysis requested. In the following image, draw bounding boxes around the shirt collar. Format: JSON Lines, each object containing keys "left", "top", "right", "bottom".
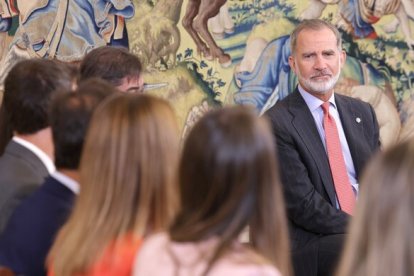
{"left": 51, "top": 171, "right": 80, "bottom": 194}
{"left": 298, "top": 85, "right": 337, "bottom": 112}
{"left": 12, "top": 136, "right": 55, "bottom": 174}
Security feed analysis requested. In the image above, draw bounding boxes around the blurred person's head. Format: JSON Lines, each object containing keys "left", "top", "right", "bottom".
{"left": 50, "top": 78, "right": 116, "bottom": 170}
{"left": 79, "top": 46, "right": 143, "bottom": 93}
{"left": 49, "top": 93, "right": 180, "bottom": 276}
{"left": 336, "top": 139, "right": 414, "bottom": 276}
{"left": 0, "top": 59, "right": 74, "bottom": 154}
{"left": 4, "top": 59, "right": 74, "bottom": 135}
{"left": 170, "top": 106, "right": 291, "bottom": 275}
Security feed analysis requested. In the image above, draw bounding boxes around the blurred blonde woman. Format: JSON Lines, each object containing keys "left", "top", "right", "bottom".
{"left": 48, "top": 93, "right": 180, "bottom": 276}
{"left": 336, "top": 139, "right": 414, "bottom": 276}
{"left": 134, "top": 106, "right": 292, "bottom": 276}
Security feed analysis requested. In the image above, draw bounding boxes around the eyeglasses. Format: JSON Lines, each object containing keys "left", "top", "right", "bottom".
{"left": 143, "top": 82, "right": 168, "bottom": 91}
{"left": 124, "top": 82, "right": 168, "bottom": 94}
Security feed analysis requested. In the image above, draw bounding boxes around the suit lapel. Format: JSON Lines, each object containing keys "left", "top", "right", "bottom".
{"left": 335, "top": 95, "right": 365, "bottom": 177}
{"left": 288, "top": 91, "right": 337, "bottom": 204}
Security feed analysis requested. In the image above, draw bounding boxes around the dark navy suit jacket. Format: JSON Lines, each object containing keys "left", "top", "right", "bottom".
{"left": 0, "top": 176, "right": 75, "bottom": 276}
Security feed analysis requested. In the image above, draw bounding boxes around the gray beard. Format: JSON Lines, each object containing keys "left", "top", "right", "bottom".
{"left": 295, "top": 61, "right": 341, "bottom": 94}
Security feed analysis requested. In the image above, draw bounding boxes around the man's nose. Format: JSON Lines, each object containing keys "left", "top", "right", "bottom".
{"left": 313, "top": 55, "right": 326, "bottom": 70}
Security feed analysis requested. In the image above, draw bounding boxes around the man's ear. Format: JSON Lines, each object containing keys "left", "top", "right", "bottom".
{"left": 340, "top": 50, "right": 346, "bottom": 68}
{"left": 288, "top": 55, "right": 297, "bottom": 74}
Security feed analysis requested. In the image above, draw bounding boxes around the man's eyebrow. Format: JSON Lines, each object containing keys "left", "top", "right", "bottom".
{"left": 300, "top": 49, "right": 336, "bottom": 57}
{"left": 301, "top": 51, "right": 316, "bottom": 57}
{"left": 322, "top": 49, "right": 336, "bottom": 54}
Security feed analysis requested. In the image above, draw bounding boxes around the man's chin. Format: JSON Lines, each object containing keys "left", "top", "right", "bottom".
{"left": 311, "top": 76, "right": 331, "bottom": 82}
{"left": 303, "top": 81, "right": 334, "bottom": 95}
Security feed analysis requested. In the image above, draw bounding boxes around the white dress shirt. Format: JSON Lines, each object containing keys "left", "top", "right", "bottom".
{"left": 51, "top": 171, "right": 80, "bottom": 195}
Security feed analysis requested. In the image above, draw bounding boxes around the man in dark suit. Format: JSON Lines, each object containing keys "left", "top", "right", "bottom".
{"left": 0, "top": 59, "right": 74, "bottom": 234}
{"left": 265, "top": 19, "right": 380, "bottom": 276}
{"left": 0, "top": 79, "right": 116, "bottom": 276}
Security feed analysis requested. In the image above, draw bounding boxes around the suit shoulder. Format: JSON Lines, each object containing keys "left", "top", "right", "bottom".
{"left": 265, "top": 93, "right": 292, "bottom": 117}
{"left": 0, "top": 154, "right": 47, "bottom": 190}
{"left": 336, "top": 93, "right": 373, "bottom": 110}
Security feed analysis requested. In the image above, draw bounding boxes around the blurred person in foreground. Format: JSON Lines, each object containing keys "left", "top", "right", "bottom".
{"left": 336, "top": 139, "right": 414, "bottom": 276}
{"left": 0, "top": 79, "right": 116, "bottom": 276}
{"left": 134, "top": 106, "right": 292, "bottom": 276}
{"left": 0, "top": 59, "right": 73, "bottom": 234}
{"left": 48, "top": 93, "right": 180, "bottom": 276}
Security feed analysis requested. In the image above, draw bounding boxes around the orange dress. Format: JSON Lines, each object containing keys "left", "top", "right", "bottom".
{"left": 48, "top": 234, "right": 142, "bottom": 276}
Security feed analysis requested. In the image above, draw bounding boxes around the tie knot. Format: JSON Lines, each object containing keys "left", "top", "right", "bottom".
{"left": 321, "top": 102, "right": 330, "bottom": 115}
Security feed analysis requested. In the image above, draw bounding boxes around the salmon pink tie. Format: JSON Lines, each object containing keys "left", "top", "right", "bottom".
{"left": 321, "top": 102, "right": 355, "bottom": 215}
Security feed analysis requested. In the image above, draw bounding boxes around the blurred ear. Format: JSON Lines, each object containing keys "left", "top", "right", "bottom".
{"left": 288, "top": 55, "right": 297, "bottom": 74}
{"left": 340, "top": 50, "right": 346, "bottom": 68}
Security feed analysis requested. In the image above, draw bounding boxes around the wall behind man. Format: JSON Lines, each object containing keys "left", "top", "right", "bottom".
{"left": 0, "top": 0, "right": 413, "bottom": 145}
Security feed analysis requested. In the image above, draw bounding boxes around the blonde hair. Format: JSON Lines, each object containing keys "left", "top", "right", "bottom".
{"left": 48, "top": 94, "right": 180, "bottom": 276}
{"left": 336, "top": 139, "right": 414, "bottom": 276}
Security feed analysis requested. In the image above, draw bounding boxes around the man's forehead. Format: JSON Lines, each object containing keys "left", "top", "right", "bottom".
{"left": 297, "top": 28, "right": 336, "bottom": 41}
{"left": 296, "top": 30, "right": 338, "bottom": 51}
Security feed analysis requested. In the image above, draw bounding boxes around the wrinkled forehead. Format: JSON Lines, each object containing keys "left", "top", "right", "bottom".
{"left": 294, "top": 27, "right": 340, "bottom": 54}
{"left": 291, "top": 23, "right": 342, "bottom": 53}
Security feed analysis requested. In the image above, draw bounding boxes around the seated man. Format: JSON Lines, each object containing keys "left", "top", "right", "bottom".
{"left": 265, "top": 19, "right": 380, "bottom": 276}
{"left": 0, "top": 79, "right": 116, "bottom": 276}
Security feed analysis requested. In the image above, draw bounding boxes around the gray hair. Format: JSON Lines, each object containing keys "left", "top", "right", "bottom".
{"left": 290, "top": 19, "right": 342, "bottom": 56}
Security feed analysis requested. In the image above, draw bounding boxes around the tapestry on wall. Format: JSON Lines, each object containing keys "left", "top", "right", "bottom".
{"left": 0, "top": 0, "right": 413, "bottom": 146}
